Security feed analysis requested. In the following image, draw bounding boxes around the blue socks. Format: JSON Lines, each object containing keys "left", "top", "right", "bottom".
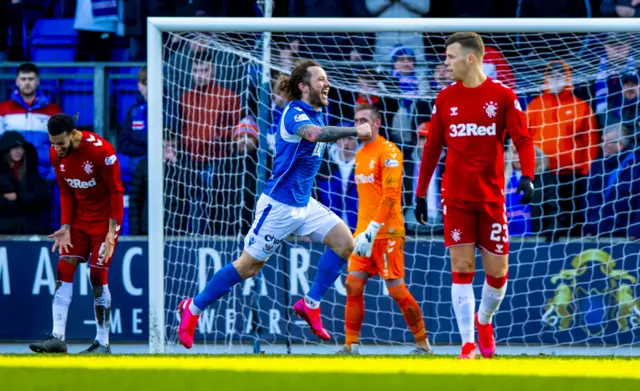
{"left": 306, "top": 249, "right": 347, "bottom": 304}
{"left": 193, "top": 263, "right": 243, "bottom": 311}
{"left": 192, "top": 249, "right": 346, "bottom": 312}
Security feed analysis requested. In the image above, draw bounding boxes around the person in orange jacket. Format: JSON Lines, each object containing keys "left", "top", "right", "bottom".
{"left": 526, "top": 60, "right": 599, "bottom": 237}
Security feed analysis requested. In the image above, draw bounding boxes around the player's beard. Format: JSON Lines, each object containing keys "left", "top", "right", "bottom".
{"left": 308, "top": 86, "right": 328, "bottom": 108}
{"left": 58, "top": 143, "right": 75, "bottom": 158}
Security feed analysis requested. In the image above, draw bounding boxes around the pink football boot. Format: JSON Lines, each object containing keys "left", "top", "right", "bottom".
{"left": 177, "top": 298, "right": 200, "bottom": 349}
{"left": 475, "top": 313, "right": 496, "bottom": 358}
{"left": 293, "top": 299, "right": 330, "bottom": 341}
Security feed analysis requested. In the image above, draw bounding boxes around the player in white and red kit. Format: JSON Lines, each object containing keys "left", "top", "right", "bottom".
{"left": 29, "top": 114, "right": 124, "bottom": 354}
{"left": 414, "top": 33, "right": 535, "bottom": 359}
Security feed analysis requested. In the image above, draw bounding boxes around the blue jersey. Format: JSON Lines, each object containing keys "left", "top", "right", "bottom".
{"left": 263, "top": 100, "right": 327, "bottom": 207}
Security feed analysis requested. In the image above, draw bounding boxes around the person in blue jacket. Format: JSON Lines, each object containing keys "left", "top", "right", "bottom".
{"left": 314, "top": 123, "right": 359, "bottom": 233}
{"left": 584, "top": 123, "right": 640, "bottom": 239}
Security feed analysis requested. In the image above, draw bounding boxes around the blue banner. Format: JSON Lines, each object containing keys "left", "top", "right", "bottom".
{"left": 0, "top": 239, "right": 639, "bottom": 345}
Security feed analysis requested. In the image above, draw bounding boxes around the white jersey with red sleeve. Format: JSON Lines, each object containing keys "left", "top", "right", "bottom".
{"left": 49, "top": 131, "right": 125, "bottom": 227}
{"left": 416, "top": 77, "right": 535, "bottom": 203}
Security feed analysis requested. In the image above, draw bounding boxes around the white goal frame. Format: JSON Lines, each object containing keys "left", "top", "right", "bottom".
{"left": 146, "top": 16, "right": 639, "bottom": 354}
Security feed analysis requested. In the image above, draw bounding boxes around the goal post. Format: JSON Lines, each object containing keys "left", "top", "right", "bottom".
{"left": 147, "top": 17, "right": 640, "bottom": 354}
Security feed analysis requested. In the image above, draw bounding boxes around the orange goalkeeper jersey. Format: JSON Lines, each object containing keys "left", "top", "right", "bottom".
{"left": 353, "top": 136, "right": 405, "bottom": 238}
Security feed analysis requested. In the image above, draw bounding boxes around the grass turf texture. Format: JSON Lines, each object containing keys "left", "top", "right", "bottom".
{"left": 2, "top": 355, "right": 639, "bottom": 391}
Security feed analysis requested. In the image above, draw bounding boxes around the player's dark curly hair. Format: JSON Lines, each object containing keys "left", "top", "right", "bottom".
{"left": 48, "top": 113, "right": 75, "bottom": 136}
{"left": 276, "top": 59, "right": 321, "bottom": 102}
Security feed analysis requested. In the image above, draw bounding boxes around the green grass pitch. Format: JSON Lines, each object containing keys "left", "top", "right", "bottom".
{"left": 2, "top": 355, "right": 639, "bottom": 391}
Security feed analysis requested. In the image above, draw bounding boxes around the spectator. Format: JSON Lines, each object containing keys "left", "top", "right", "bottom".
{"left": 611, "top": 73, "right": 640, "bottom": 142}
{"left": 408, "top": 121, "right": 442, "bottom": 228}
{"left": 519, "top": 0, "right": 592, "bottom": 17}
{"left": 73, "top": 0, "right": 124, "bottom": 61}
{"left": 0, "top": 63, "right": 62, "bottom": 180}
{"left": 179, "top": 56, "right": 242, "bottom": 166}
{"left": 482, "top": 46, "right": 517, "bottom": 90}
{"left": 429, "top": 0, "right": 517, "bottom": 17}
{"left": 0, "top": 0, "right": 25, "bottom": 61}
{"left": 176, "top": 56, "right": 241, "bottom": 235}
{"left": 430, "top": 62, "right": 452, "bottom": 92}
{"left": 365, "top": 0, "right": 430, "bottom": 64}
{"left": 315, "top": 131, "right": 358, "bottom": 233}
{"left": 129, "top": 138, "right": 196, "bottom": 235}
{"left": 210, "top": 117, "right": 260, "bottom": 236}
{"left": 0, "top": 131, "right": 49, "bottom": 234}
{"left": 387, "top": 45, "right": 431, "bottom": 217}
{"left": 600, "top": 0, "right": 640, "bottom": 17}
{"left": 526, "top": 60, "right": 599, "bottom": 237}
{"left": 584, "top": 124, "right": 640, "bottom": 239}
{"left": 117, "top": 66, "right": 148, "bottom": 184}
{"left": 594, "top": 33, "right": 639, "bottom": 128}
{"left": 328, "top": 68, "right": 399, "bottom": 141}
{"left": 288, "top": 0, "right": 373, "bottom": 62}
{"left": 505, "top": 144, "right": 558, "bottom": 239}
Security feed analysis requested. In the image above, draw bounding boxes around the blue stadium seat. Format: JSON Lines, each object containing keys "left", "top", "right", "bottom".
{"left": 30, "top": 19, "right": 77, "bottom": 62}
{"left": 59, "top": 68, "right": 94, "bottom": 127}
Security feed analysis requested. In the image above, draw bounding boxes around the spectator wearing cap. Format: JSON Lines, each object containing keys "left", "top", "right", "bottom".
{"left": 0, "top": 63, "right": 62, "bottom": 181}
{"left": 314, "top": 120, "right": 358, "bottom": 232}
{"left": 526, "top": 59, "right": 599, "bottom": 238}
{"left": 0, "top": 130, "right": 49, "bottom": 234}
{"left": 594, "top": 32, "right": 639, "bottom": 128}
{"left": 388, "top": 44, "right": 431, "bottom": 216}
{"left": 584, "top": 123, "right": 640, "bottom": 240}
{"left": 390, "top": 44, "right": 421, "bottom": 103}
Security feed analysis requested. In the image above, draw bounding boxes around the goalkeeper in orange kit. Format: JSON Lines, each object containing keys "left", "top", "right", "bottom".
{"left": 337, "top": 104, "right": 430, "bottom": 355}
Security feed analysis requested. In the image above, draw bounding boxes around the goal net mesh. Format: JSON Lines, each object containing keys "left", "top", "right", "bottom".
{"left": 160, "top": 29, "right": 640, "bottom": 353}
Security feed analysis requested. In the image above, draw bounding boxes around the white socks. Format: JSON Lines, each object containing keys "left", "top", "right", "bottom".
{"left": 188, "top": 300, "right": 202, "bottom": 315}
{"left": 304, "top": 296, "right": 320, "bottom": 309}
{"left": 478, "top": 280, "right": 507, "bottom": 325}
{"left": 94, "top": 285, "right": 111, "bottom": 347}
{"left": 52, "top": 282, "right": 73, "bottom": 341}
{"left": 451, "top": 283, "right": 475, "bottom": 344}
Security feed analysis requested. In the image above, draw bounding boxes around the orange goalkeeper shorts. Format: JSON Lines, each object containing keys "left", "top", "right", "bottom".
{"left": 348, "top": 237, "right": 405, "bottom": 280}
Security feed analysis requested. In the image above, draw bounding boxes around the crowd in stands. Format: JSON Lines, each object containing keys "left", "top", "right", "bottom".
{"left": 0, "top": 0, "right": 639, "bottom": 242}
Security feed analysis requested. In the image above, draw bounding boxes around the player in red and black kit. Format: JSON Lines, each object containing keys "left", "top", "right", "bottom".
{"left": 414, "top": 33, "right": 535, "bottom": 359}
{"left": 29, "top": 114, "right": 124, "bottom": 354}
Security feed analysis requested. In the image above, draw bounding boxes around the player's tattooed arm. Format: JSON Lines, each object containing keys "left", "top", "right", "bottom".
{"left": 60, "top": 224, "right": 71, "bottom": 232}
{"left": 108, "top": 218, "right": 118, "bottom": 234}
{"left": 296, "top": 124, "right": 357, "bottom": 143}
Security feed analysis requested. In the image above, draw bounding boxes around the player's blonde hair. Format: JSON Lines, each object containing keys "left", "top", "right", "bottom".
{"left": 445, "top": 32, "right": 485, "bottom": 58}
{"left": 276, "top": 59, "right": 321, "bottom": 102}
{"left": 355, "top": 103, "right": 381, "bottom": 121}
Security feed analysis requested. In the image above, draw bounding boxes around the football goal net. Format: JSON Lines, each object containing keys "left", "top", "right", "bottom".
{"left": 147, "top": 16, "right": 640, "bottom": 355}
